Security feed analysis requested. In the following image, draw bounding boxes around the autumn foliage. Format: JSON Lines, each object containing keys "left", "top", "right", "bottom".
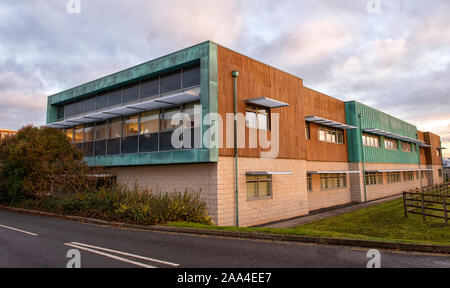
{"left": 0, "top": 126, "right": 97, "bottom": 202}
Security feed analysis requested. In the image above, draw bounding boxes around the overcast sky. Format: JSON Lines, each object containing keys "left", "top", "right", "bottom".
{"left": 0, "top": 0, "right": 449, "bottom": 156}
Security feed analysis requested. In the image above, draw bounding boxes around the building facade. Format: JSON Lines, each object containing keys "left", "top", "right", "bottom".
{"left": 46, "top": 41, "right": 445, "bottom": 227}
{"left": 0, "top": 129, "right": 17, "bottom": 140}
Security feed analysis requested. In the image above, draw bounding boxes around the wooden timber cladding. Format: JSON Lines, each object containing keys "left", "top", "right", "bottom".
{"left": 424, "top": 132, "right": 443, "bottom": 165}
{"left": 303, "top": 87, "right": 349, "bottom": 162}
{"left": 417, "top": 130, "right": 427, "bottom": 165}
{"left": 217, "top": 45, "right": 350, "bottom": 162}
{"left": 217, "top": 45, "right": 306, "bottom": 159}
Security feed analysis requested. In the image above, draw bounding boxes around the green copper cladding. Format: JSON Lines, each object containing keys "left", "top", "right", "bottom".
{"left": 346, "top": 101, "right": 420, "bottom": 164}
{"left": 46, "top": 41, "right": 219, "bottom": 167}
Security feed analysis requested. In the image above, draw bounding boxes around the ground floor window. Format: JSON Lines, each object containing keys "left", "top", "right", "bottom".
{"left": 404, "top": 171, "right": 414, "bottom": 181}
{"left": 365, "top": 172, "right": 383, "bottom": 186}
{"left": 307, "top": 175, "right": 312, "bottom": 191}
{"left": 387, "top": 172, "right": 401, "bottom": 183}
{"left": 246, "top": 175, "right": 272, "bottom": 200}
{"left": 320, "top": 174, "right": 347, "bottom": 190}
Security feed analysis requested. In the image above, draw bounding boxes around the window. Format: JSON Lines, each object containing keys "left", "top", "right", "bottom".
{"left": 162, "top": 106, "right": 183, "bottom": 131}
{"left": 320, "top": 174, "right": 347, "bottom": 190}
{"left": 365, "top": 172, "right": 383, "bottom": 186}
{"left": 305, "top": 122, "right": 310, "bottom": 140}
{"left": 65, "top": 103, "right": 76, "bottom": 118}
{"left": 416, "top": 171, "right": 419, "bottom": 180}
{"left": 182, "top": 65, "right": 200, "bottom": 89}
{"left": 85, "top": 97, "right": 96, "bottom": 113}
{"left": 64, "top": 128, "right": 74, "bottom": 143}
{"left": 109, "top": 89, "right": 122, "bottom": 106}
{"left": 362, "top": 133, "right": 379, "bottom": 147}
{"left": 57, "top": 106, "right": 65, "bottom": 120}
{"left": 121, "top": 115, "right": 139, "bottom": 154}
{"left": 437, "top": 149, "right": 441, "bottom": 157}
{"left": 246, "top": 105, "right": 270, "bottom": 130}
{"left": 160, "top": 71, "right": 181, "bottom": 94}
{"left": 318, "top": 126, "right": 344, "bottom": 144}
{"left": 307, "top": 175, "right": 312, "bottom": 191}
{"left": 74, "top": 125, "right": 84, "bottom": 143}
{"left": 83, "top": 124, "right": 95, "bottom": 157}
{"left": 96, "top": 93, "right": 108, "bottom": 110}
{"left": 183, "top": 102, "right": 201, "bottom": 128}
{"left": 139, "top": 110, "right": 159, "bottom": 153}
{"left": 439, "top": 169, "right": 443, "bottom": 178}
{"left": 246, "top": 175, "right": 272, "bottom": 200}
{"left": 404, "top": 171, "right": 414, "bottom": 181}
{"left": 107, "top": 118, "right": 122, "bottom": 155}
{"left": 123, "top": 84, "right": 139, "bottom": 103}
{"left": 140, "top": 77, "right": 159, "bottom": 100}
{"left": 385, "top": 138, "right": 398, "bottom": 150}
{"left": 94, "top": 122, "right": 107, "bottom": 156}
{"left": 75, "top": 100, "right": 85, "bottom": 115}
{"left": 387, "top": 172, "right": 401, "bottom": 183}
{"left": 401, "top": 142, "right": 412, "bottom": 152}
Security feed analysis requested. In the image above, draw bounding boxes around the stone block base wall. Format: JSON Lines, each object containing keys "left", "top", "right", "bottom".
{"left": 109, "top": 163, "right": 219, "bottom": 224}
{"left": 217, "top": 156, "right": 309, "bottom": 227}
{"left": 306, "top": 161, "right": 352, "bottom": 211}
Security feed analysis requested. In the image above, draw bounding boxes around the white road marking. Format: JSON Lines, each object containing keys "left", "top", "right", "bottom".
{"left": 65, "top": 243, "right": 156, "bottom": 268}
{"left": 0, "top": 224, "right": 38, "bottom": 236}
{"left": 70, "top": 241, "right": 179, "bottom": 267}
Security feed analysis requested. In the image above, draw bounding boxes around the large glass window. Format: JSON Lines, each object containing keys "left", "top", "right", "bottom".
{"left": 404, "top": 171, "right": 414, "bottom": 181}
{"left": 94, "top": 122, "right": 107, "bottom": 156}
{"left": 182, "top": 65, "right": 200, "bottom": 88}
{"left": 307, "top": 175, "right": 312, "bottom": 191}
{"left": 75, "top": 100, "right": 85, "bottom": 115}
{"left": 121, "top": 115, "right": 139, "bottom": 154}
{"left": 162, "top": 106, "right": 183, "bottom": 131}
{"left": 320, "top": 174, "right": 347, "bottom": 190}
{"left": 365, "top": 172, "right": 383, "bottom": 186}
{"left": 246, "top": 105, "right": 270, "bottom": 131}
{"left": 64, "top": 128, "right": 74, "bottom": 143}
{"left": 305, "top": 122, "right": 310, "bottom": 140}
{"left": 107, "top": 118, "right": 122, "bottom": 155}
{"left": 74, "top": 126, "right": 84, "bottom": 143}
{"left": 401, "top": 142, "right": 412, "bottom": 152}
{"left": 123, "top": 84, "right": 139, "bottom": 103}
{"left": 57, "top": 106, "right": 65, "bottom": 120}
{"left": 385, "top": 138, "right": 398, "bottom": 150}
{"left": 65, "top": 103, "right": 76, "bottom": 118}
{"left": 96, "top": 93, "right": 108, "bottom": 110}
{"left": 246, "top": 175, "right": 272, "bottom": 200}
{"left": 85, "top": 97, "right": 96, "bottom": 113}
{"left": 387, "top": 172, "right": 401, "bottom": 183}
{"left": 318, "top": 126, "right": 344, "bottom": 144}
{"left": 362, "top": 133, "right": 379, "bottom": 147}
{"left": 139, "top": 111, "right": 159, "bottom": 153}
{"left": 109, "top": 89, "right": 122, "bottom": 106}
{"left": 160, "top": 71, "right": 181, "bottom": 94}
{"left": 140, "top": 77, "right": 159, "bottom": 100}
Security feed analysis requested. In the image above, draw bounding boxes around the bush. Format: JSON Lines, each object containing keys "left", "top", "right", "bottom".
{"left": 14, "top": 185, "right": 212, "bottom": 226}
{"left": 0, "top": 126, "right": 98, "bottom": 202}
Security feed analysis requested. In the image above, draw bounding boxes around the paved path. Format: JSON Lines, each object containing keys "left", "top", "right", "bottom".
{"left": 0, "top": 208, "right": 448, "bottom": 268}
{"left": 262, "top": 194, "right": 403, "bottom": 229}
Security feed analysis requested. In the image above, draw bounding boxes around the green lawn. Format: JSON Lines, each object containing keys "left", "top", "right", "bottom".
{"left": 166, "top": 199, "right": 450, "bottom": 245}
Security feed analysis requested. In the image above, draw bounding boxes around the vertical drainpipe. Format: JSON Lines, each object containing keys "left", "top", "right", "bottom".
{"left": 358, "top": 113, "right": 368, "bottom": 202}
{"left": 232, "top": 71, "right": 240, "bottom": 227}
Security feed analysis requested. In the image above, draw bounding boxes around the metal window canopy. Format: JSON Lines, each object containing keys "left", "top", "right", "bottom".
{"left": 366, "top": 169, "right": 433, "bottom": 173}
{"left": 419, "top": 143, "right": 432, "bottom": 148}
{"left": 245, "top": 97, "right": 289, "bottom": 108}
{"left": 246, "top": 171, "right": 293, "bottom": 176}
{"left": 437, "top": 147, "right": 447, "bottom": 150}
{"left": 305, "top": 116, "right": 357, "bottom": 130}
{"left": 46, "top": 90, "right": 201, "bottom": 128}
{"left": 363, "top": 128, "right": 424, "bottom": 145}
{"left": 307, "top": 170, "right": 360, "bottom": 175}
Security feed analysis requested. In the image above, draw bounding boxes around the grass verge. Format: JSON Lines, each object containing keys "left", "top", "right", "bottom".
{"left": 166, "top": 199, "right": 450, "bottom": 246}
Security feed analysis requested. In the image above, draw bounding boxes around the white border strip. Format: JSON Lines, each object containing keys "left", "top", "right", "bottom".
{"left": 0, "top": 224, "right": 38, "bottom": 236}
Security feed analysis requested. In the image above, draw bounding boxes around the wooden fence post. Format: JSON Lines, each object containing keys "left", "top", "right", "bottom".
{"left": 421, "top": 192, "right": 426, "bottom": 222}
{"left": 444, "top": 192, "right": 448, "bottom": 227}
{"left": 403, "top": 192, "right": 408, "bottom": 218}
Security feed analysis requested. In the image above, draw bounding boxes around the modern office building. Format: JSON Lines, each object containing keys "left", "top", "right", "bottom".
{"left": 0, "top": 129, "right": 17, "bottom": 140}
{"left": 46, "top": 41, "right": 445, "bottom": 227}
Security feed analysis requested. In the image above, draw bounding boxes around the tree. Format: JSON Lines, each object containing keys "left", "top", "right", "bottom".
{"left": 0, "top": 126, "right": 97, "bottom": 202}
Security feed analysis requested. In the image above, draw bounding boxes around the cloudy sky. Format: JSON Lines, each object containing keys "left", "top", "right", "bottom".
{"left": 0, "top": 0, "right": 449, "bottom": 156}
